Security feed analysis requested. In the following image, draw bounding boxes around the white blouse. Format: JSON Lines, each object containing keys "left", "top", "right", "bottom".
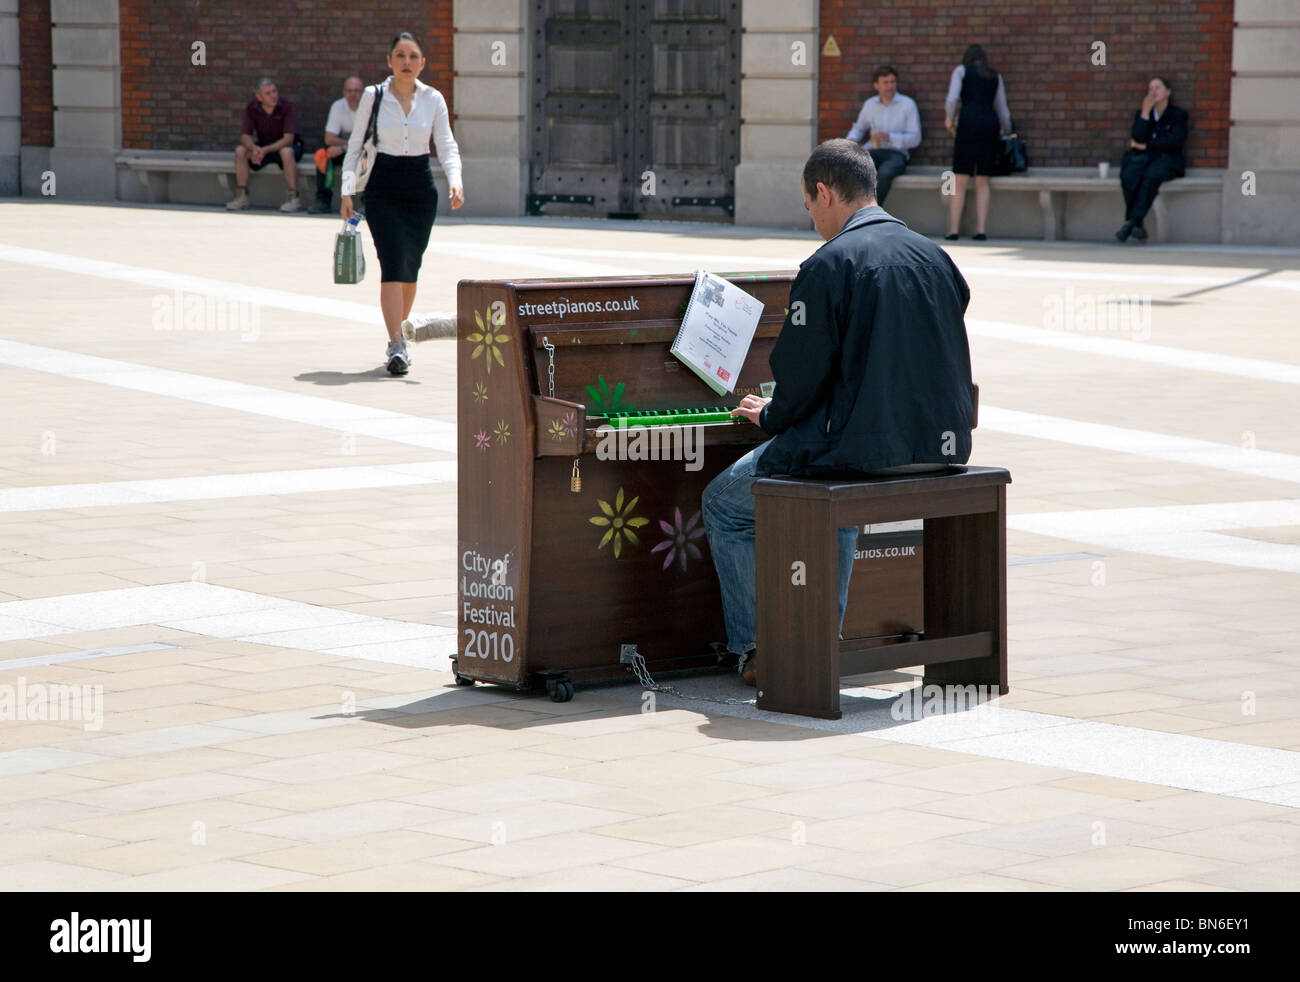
{"left": 343, "top": 76, "right": 462, "bottom": 189}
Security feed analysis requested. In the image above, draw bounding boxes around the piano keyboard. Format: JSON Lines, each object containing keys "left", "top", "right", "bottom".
{"left": 605, "top": 407, "right": 740, "bottom": 429}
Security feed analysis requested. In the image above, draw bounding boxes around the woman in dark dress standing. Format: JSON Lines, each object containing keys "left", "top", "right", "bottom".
{"left": 341, "top": 32, "right": 463, "bottom": 375}
{"left": 943, "top": 44, "right": 1012, "bottom": 240}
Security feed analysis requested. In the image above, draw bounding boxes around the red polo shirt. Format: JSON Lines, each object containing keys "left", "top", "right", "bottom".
{"left": 241, "top": 99, "right": 299, "bottom": 146}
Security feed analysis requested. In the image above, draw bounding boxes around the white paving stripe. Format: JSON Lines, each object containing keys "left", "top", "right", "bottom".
{"left": 1, "top": 582, "right": 1295, "bottom": 807}
{"left": 0, "top": 461, "right": 457, "bottom": 514}
{"left": 980, "top": 406, "right": 1300, "bottom": 486}
{"left": 0, "top": 242, "right": 383, "bottom": 326}
{"left": 967, "top": 318, "right": 1300, "bottom": 386}
{"left": 1009, "top": 499, "right": 1300, "bottom": 574}
{"left": 0, "top": 582, "right": 455, "bottom": 668}
{"left": 0, "top": 338, "right": 457, "bottom": 454}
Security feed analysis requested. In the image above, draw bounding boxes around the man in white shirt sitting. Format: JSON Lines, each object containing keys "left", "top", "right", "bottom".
{"left": 845, "top": 66, "right": 922, "bottom": 206}
{"left": 310, "top": 76, "right": 364, "bottom": 214}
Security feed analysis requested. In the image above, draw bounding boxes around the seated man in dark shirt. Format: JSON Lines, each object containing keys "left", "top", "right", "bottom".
{"left": 228, "top": 77, "right": 304, "bottom": 213}
{"left": 1116, "top": 76, "right": 1188, "bottom": 242}
{"left": 702, "top": 139, "right": 975, "bottom": 685}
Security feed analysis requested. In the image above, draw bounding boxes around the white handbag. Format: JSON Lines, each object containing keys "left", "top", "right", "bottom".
{"left": 350, "top": 83, "right": 385, "bottom": 195}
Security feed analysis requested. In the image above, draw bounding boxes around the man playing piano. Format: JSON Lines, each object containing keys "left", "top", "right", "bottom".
{"left": 702, "top": 139, "right": 975, "bottom": 685}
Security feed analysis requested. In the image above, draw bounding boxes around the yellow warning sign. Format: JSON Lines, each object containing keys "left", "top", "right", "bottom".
{"left": 822, "top": 35, "right": 841, "bottom": 57}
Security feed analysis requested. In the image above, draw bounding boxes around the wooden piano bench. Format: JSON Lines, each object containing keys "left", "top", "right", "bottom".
{"left": 753, "top": 466, "right": 1011, "bottom": 720}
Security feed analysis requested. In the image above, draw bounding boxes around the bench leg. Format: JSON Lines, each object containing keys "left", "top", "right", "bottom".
{"left": 1152, "top": 196, "right": 1167, "bottom": 243}
{"left": 921, "top": 487, "right": 1008, "bottom": 694}
{"left": 755, "top": 495, "right": 842, "bottom": 720}
{"left": 1038, "top": 190, "right": 1064, "bottom": 241}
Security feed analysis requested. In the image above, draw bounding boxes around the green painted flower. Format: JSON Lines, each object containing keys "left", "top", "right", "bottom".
{"left": 468, "top": 307, "right": 510, "bottom": 373}
{"left": 585, "top": 375, "right": 633, "bottom": 414}
{"left": 589, "top": 487, "right": 649, "bottom": 559}
{"left": 493, "top": 419, "right": 511, "bottom": 445}
{"left": 472, "top": 382, "right": 489, "bottom": 404}
{"left": 547, "top": 419, "right": 567, "bottom": 440}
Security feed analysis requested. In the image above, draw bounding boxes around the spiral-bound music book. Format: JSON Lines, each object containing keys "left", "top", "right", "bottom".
{"left": 670, "top": 270, "right": 764, "bottom": 396}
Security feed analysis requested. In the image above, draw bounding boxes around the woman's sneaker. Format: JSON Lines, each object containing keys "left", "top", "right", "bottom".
{"left": 386, "top": 340, "right": 411, "bottom": 375}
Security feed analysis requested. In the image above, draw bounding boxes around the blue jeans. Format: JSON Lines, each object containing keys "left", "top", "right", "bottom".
{"left": 701, "top": 440, "right": 858, "bottom": 656}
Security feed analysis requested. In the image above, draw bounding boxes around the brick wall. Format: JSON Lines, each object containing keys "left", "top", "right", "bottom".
{"left": 19, "top": 0, "right": 52, "bottom": 147}
{"left": 818, "top": 0, "right": 1232, "bottom": 168}
{"left": 119, "top": 2, "right": 454, "bottom": 151}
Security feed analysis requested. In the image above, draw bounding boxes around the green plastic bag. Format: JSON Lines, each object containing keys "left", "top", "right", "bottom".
{"left": 334, "top": 218, "right": 365, "bottom": 285}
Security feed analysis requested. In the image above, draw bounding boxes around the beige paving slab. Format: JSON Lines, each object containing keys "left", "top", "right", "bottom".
{"left": 710, "top": 754, "right": 912, "bottom": 791}
{"left": 0, "top": 860, "right": 131, "bottom": 890}
{"left": 1139, "top": 820, "right": 1300, "bottom": 864}
{"left": 512, "top": 751, "right": 742, "bottom": 789}
{"left": 592, "top": 803, "right": 812, "bottom": 848}
{"left": 268, "top": 862, "right": 499, "bottom": 891}
{"left": 0, "top": 797, "right": 110, "bottom": 831}
{"left": 565, "top": 778, "right": 775, "bottom": 817}
{"left": 70, "top": 830, "right": 299, "bottom": 875}
{"left": 0, "top": 827, "right": 123, "bottom": 864}
{"left": 994, "top": 845, "right": 1232, "bottom": 891}
{"left": 469, "top": 863, "right": 695, "bottom": 891}
{"left": 1123, "top": 879, "right": 1242, "bottom": 892}
{"left": 681, "top": 867, "right": 892, "bottom": 891}
{"left": 1091, "top": 792, "right": 1300, "bottom": 832}
{"left": 386, "top": 748, "right": 583, "bottom": 787}
{"left": 1043, "top": 775, "right": 1187, "bottom": 801}
{"left": 237, "top": 800, "right": 466, "bottom": 843}
{"left": 896, "top": 873, "right": 1078, "bottom": 892}
{"left": 56, "top": 772, "right": 276, "bottom": 812}
{"left": 875, "top": 759, "right": 1078, "bottom": 794}
{"left": 57, "top": 747, "right": 269, "bottom": 783}
{"left": 115, "top": 859, "right": 317, "bottom": 892}
{"left": 801, "top": 839, "right": 1037, "bottom": 887}
{"left": 610, "top": 834, "right": 841, "bottom": 883}
{"left": 245, "top": 830, "right": 476, "bottom": 875}
{"left": 414, "top": 801, "right": 636, "bottom": 845}
{"left": 431, "top": 831, "right": 662, "bottom": 878}
{"left": 229, "top": 773, "right": 437, "bottom": 812}
{"left": 912, "top": 785, "right": 1126, "bottom": 825}
{"left": 732, "top": 779, "right": 956, "bottom": 821}
{"left": 223, "top": 747, "right": 429, "bottom": 784}
{"left": 56, "top": 799, "right": 290, "bottom": 843}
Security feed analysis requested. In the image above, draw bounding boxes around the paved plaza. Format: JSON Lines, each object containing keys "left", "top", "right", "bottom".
{"left": 1, "top": 200, "right": 1298, "bottom": 891}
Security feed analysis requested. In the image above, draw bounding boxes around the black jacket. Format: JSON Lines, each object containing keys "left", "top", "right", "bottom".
{"left": 1130, "top": 103, "right": 1188, "bottom": 170}
{"left": 756, "top": 206, "right": 974, "bottom": 476}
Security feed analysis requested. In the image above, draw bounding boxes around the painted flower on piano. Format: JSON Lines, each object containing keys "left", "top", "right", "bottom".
{"left": 474, "top": 430, "right": 489, "bottom": 452}
{"left": 651, "top": 508, "right": 706, "bottom": 572}
{"left": 585, "top": 375, "right": 633, "bottom": 414}
{"left": 589, "top": 487, "right": 649, "bottom": 559}
{"left": 547, "top": 411, "right": 577, "bottom": 441}
{"left": 493, "top": 420, "right": 511, "bottom": 445}
{"left": 468, "top": 308, "right": 510, "bottom": 373}
{"left": 472, "top": 382, "right": 488, "bottom": 404}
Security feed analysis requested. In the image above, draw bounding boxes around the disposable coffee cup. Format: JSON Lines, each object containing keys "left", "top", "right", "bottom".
{"left": 1098, "top": 161, "right": 1111, "bottom": 179}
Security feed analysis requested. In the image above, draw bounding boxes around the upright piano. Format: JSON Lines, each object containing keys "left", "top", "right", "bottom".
{"left": 453, "top": 273, "right": 926, "bottom": 699}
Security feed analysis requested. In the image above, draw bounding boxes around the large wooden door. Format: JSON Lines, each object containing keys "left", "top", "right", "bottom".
{"left": 529, "top": 0, "right": 740, "bottom": 219}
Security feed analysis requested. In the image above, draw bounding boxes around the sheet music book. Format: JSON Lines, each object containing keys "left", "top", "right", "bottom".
{"left": 670, "top": 270, "right": 764, "bottom": 396}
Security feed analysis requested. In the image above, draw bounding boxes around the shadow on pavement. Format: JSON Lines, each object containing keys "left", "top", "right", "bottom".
{"left": 295, "top": 367, "right": 420, "bottom": 385}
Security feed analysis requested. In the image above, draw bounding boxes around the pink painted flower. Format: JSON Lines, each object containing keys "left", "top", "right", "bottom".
{"left": 474, "top": 430, "right": 490, "bottom": 452}
{"left": 651, "top": 507, "right": 705, "bottom": 572}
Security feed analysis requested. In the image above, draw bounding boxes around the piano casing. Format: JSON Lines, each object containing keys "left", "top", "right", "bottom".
{"left": 454, "top": 274, "right": 923, "bottom": 691}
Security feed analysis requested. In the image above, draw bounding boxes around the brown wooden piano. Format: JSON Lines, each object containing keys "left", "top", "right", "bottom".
{"left": 453, "top": 273, "right": 931, "bottom": 701}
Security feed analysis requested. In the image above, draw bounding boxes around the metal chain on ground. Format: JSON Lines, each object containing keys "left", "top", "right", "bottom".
{"left": 624, "top": 646, "right": 755, "bottom": 707}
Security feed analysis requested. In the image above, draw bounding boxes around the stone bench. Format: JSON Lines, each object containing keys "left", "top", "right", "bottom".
{"left": 115, "top": 149, "right": 446, "bottom": 209}
{"left": 884, "top": 166, "right": 1224, "bottom": 243}
{"left": 753, "top": 465, "right": 1011, "bottom": 720}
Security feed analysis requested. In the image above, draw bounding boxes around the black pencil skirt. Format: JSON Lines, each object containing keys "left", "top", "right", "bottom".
{"left": 363, "top": 153, "right": 438, "bottom": 282}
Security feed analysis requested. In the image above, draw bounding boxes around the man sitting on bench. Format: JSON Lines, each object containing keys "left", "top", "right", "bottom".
{"left": 702, "top": 139, "right": 976, "bottom": 686}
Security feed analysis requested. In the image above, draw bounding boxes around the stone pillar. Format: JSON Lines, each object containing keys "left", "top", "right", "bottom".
{"left": 0, "top": 0, "right": 18, "bottom": 195}
{"left": 45, "top": 0, "right": 118, "bottom": 200}
{"left": 733, "top": 0, "right": 817, "bottom": 229}
{"left": 453, "top": 0, "right": 527, "bottom": 217}
{"left": 1221, "top": 0, "right": 1300, "bottom": 245}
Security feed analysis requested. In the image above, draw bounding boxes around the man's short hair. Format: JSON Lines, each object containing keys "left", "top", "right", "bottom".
{"left": 872, "top": 65, "right": 898, "bottom": 82}
{"left": 255, "top": 76, "right": 276, "bottom": 90}
{"left": 802, "top": 139, "right": 877, "bottom": 204}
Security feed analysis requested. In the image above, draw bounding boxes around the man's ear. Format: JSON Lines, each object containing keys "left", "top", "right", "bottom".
{"left": 817, "top": 182, "right": 835, "bottom": 207}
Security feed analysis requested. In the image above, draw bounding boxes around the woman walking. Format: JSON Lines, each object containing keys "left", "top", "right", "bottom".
{"left": 342, "top": 32, "right": 463, "bottom": 375}
{"left": 943, "top": 44, "right": 1012, "bottom": 240}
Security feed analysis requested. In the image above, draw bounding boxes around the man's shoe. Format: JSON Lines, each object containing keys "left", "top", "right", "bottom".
{"left": 1131, "top": 222, "right": 1148, "bottom": 241}
{"left": 386, "top": 340, "right": 411, "bottom": 376}
{"left": 1115, "top": 221, "right": 1134, "bottom": 242}
{"left": 739, "top": 650, "right": 757, "bottom": 687}
{"left": 280, "top": 190, "right": 304, "bottom": 213}
{"left": 225, "top": 189, "right": 250, "bottom": 211}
